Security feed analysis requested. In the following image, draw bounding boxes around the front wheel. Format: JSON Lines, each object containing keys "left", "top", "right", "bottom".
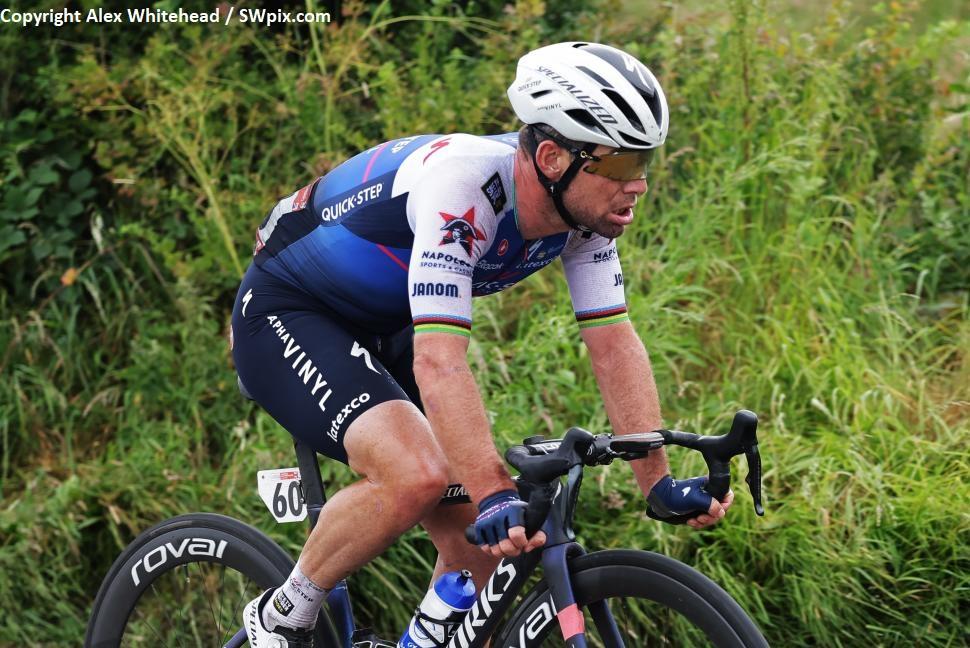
{"left": 496, "top": 549, "right": 768, "bottom": 648}
{"left": 84, "top": 513, "right": 295, "bottom": 647}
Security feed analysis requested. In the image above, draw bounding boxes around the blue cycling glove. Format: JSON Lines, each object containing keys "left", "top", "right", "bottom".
{"left": 474, "top": 489, "right": 526, "bottom": 546}
{"left": 647, "top": 475, "right": 713, "bottom": 521}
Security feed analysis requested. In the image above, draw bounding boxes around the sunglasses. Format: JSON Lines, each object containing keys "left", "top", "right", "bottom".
{"left": 579, "top": 148, "right": 655, "bottom": 181}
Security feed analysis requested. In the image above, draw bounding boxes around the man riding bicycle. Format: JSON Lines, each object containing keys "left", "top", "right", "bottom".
{"left": 231, "top": 41, "right": 734, "bottom": 648}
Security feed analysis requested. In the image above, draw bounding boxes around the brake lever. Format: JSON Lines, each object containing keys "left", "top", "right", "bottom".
{"left": 744, "top": 438, "right": 765, "bottom": 516}
{"left": 646, "top": 410, "right": 765, "bottom": 523}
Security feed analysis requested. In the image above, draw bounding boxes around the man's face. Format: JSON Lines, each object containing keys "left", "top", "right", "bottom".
{"left": 561, "top": 145, "right": 649, "bottom": 239}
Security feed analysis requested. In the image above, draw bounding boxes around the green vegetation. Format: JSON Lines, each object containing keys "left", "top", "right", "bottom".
{"left": 1, "top": 1, "right": 967, "bottom": 645}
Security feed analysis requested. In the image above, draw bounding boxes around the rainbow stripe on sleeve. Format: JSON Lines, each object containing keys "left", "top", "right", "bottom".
{"left": 413, "top": 314, "right": 473, "bottom": 337}
{"left": 575, "top": 304, "right": 630, "bottom": 329}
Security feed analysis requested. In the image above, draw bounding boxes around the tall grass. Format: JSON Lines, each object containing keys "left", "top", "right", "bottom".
{"left": 0, "top": 1, "right": 967, "bottom": 645}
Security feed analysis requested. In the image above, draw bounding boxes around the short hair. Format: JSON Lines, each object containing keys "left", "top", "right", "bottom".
{"left": 517, "top": 124, "right": 586, "bottom": 159}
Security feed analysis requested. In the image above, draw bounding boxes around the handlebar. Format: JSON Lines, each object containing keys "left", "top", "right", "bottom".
{"left": 464, "top": 410, "right": 764, "bottom": 544}
{"left": 647, "top": 409, "right": 764, "bottom": 524}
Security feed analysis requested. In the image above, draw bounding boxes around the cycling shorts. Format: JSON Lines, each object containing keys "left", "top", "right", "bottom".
{"left": 230, "top": 263, "right": 421, "bottom": 464}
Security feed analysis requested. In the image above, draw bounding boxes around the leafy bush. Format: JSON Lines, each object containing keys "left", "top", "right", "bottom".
{"left": 0, "top": 1, "right": 966, "bottom": 644}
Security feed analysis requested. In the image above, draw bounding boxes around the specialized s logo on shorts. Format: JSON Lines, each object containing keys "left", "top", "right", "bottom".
{"left": 350, "top": 341, "right": 380, "bottom": 374}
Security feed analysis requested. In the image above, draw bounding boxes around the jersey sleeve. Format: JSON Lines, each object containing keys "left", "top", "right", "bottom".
{"left": 406, "top": 167, "right": 497, "bottom": 338}
{"left": 561, "top": 232, "right": 630, "bottom": 329}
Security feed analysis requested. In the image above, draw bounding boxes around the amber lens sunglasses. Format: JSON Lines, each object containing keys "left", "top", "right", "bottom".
{"left": 580, "top": 148, "right": 656, "bottom": 181}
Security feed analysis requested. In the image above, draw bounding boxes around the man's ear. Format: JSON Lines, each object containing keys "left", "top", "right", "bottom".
{"left": 535, "top": 140, "right": 568, "bottom": 181}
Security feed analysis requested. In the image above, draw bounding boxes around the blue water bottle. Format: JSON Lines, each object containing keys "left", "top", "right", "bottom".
{"left": 398, "top": 570, "right": 476, "bottom": 648}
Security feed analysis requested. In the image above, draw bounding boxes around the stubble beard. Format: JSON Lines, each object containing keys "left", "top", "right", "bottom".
{"left": 570, "top": 204, "right": 624, "bottom": 239}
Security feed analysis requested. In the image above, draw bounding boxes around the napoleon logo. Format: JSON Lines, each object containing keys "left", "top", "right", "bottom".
{"left": 481, "top": 172, "right": 507, "bottom": 214}
{"left": 593, "top": 246, "right": 618, "bottom": 263}
{"left": 439, "top": 207, "right": 486, "bottom": 256}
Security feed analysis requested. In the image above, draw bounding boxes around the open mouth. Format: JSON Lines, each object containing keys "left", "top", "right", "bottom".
{"left": 610, "top": 207, "right": 634, "bottom": 224}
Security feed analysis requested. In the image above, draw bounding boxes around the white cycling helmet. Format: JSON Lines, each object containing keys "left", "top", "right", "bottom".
{"left": 508, "top": 42, "right": 669, "bottom": 150}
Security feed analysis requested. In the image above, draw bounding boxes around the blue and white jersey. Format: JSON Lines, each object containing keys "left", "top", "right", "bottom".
{"left": 252, "top": 133, "right": 629, "bottom": 336}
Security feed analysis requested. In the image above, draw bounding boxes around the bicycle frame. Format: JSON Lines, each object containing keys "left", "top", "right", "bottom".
{"left": 227, "top": 410, "right": 763, "bottom": 648}
{"left": 443, "top": 463, "right": 614, "bottom": 648}
{"left": 225, "top": 444, "right": 607, "bottom": 648}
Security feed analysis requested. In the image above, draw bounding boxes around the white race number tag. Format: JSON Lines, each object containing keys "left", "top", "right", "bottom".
{"left": 257, "top": 467, "right": 307, "bottom": 523}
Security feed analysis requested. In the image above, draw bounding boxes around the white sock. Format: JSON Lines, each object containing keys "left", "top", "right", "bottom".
{"left": 262, "top": 563, "right": 328, "bottom": 630}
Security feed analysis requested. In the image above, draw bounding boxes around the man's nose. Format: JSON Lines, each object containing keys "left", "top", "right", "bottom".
{"left": 624, "top": 177, "right": 648, "bottom": 195}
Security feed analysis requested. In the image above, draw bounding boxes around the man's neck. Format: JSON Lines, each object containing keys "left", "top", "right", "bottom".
{"left": 512, "top": 151, "right": 571, "bottom": 240}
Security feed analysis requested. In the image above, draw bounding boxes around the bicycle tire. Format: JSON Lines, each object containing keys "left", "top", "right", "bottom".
{"left": 84, "top": 512, "right": 295, "bottom": 648}
{"left": 495, "top": 549, "right": 768, "bottom": 648}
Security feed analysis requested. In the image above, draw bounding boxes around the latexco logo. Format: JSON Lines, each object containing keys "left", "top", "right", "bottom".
{"left": 131, "top": 538, "right": 228, "bottom": 586}
{"left": 328, "top": 393, "right": 371, "bottom": 442}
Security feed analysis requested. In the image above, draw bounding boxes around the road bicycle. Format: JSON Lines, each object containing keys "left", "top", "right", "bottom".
{"left": 85, "top": 409, "right": 768, "bottom": 647}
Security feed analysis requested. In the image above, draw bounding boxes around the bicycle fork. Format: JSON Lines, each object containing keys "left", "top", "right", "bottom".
{"left": 540, "top": 543, "right": 622, "bottom": 648}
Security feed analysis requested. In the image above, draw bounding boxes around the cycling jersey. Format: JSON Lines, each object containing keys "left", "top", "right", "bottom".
{"left": 233, "top": 132, "right": 631, "bottom": 462}
{"left": 251, "top": 132, "right": 629, "bottom": 336}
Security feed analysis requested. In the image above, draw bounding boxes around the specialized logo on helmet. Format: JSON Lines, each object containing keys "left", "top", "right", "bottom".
{"left": 439, "top": 207, "right": 486, "bottom": 256}
{"left": 582, "top": 44, "right": 657, "bottom": 96}
{"left": 535, "top": 65, "right": 618, "bottom": 125}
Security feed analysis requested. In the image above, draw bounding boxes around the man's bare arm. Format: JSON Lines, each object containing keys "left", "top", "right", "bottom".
{"left": 582, "top": 321, "right": 732, "bottom": 528}
{"left": 412, "top": 332, "right": 515, "bottom": 504}
{"left": 581, "top": 321, "right": 670, "bottom": 493}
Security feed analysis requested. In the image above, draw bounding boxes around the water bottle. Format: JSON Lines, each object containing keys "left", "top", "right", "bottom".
{"left": 398, "top": 570, "right": 476, "bottom": 648}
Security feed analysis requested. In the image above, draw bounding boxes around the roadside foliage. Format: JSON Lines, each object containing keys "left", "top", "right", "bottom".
{"left": 0, "top": 0, "right": 967, "bottom": 644}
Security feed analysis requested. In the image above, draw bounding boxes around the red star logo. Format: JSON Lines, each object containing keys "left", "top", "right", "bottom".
{"left": 439, "top": 207, "right": 486, "bottom": 256}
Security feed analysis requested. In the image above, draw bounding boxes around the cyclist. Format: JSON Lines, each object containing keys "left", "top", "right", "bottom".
{"left": 232, "top": 41, "right": 734, "bottom": 647}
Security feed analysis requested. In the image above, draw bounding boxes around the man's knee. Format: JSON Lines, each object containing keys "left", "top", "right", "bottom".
{"left": 393, "top": 453, "right": 449, "bottom": 509}
{"left": 345, "top": 399, "right": 449, "bottom": 513}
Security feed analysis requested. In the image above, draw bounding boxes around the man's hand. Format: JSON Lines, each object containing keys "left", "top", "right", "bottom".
{"left": 688, "top": 488, "right": 734, "bottom": 529}
{"left": 474, "top": 490, "right": 547, "bottom": 558}
{"left": 647, "top": 475, "right": 734, "bottom": 530}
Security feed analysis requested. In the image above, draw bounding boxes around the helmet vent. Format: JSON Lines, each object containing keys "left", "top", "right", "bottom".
{"left": 565, "top": 109, "right": 606, "bottom": 135}
{"left": 618, "top": 132, "right": 651, "bottom": 148}
{"left": 576, "top": 65, "right": 613, "bottom": 88}
{"left": 531, "top": 89, "right": 552, "bottom": 99}
{"left": 602, "top": 89, "right": 644, "bottom": 133}
{"left": 641, "top": 91, "right": 663, "bottom": 126}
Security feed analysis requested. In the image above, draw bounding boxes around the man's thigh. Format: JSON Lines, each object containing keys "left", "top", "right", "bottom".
{"left": 231, "top": 268, "right": 412, "bottom": 464}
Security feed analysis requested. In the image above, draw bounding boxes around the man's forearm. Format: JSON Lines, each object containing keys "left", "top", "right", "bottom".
{"left": 413, "top": 345, "right": 514, "bottom": 503}
{"left": 583, "top": 322, "right": 670, "bottom": 492}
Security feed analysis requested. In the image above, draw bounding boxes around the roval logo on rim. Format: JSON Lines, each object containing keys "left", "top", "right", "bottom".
{"left": 130, "top": 538, "right": 228, "bottom": 586}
